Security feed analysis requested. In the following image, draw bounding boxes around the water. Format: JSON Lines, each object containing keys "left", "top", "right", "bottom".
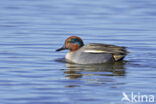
{"left": 0, "top": 0, "right": 156, "bottom": 104}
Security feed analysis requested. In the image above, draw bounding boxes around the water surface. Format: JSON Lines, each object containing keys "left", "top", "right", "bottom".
{"left": 0, "top": 0, "right": 156, "bottom": 104}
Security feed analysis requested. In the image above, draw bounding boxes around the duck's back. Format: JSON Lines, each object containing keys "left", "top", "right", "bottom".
{"left": 84, "top": 43, "right": 128, "bottom": 61}
{"left": 68, "top": 43, "right": 128, "bottom": 64}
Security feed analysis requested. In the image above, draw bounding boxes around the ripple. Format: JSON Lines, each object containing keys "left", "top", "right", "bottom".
{"left": 0, "top": 0, "right": 156, "bottom": 104}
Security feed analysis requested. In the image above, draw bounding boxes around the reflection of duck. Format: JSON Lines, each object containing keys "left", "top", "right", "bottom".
{"left": 64, "top": 61, "right": 126, "bottom": 79}
{"left": 55, "top": 58, "right": 127, "bottom": 87}
{"left": 56, "top": 36, "right": 129, "bottom": 64}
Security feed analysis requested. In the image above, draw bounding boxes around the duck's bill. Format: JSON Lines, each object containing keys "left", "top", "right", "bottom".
{"left": 56, "top": 46, "right": 66, "bottom": 51}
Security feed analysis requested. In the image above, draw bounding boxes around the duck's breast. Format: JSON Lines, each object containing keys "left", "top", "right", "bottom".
{"left": 70, "top": 48, "right": 114, "bottom": 64}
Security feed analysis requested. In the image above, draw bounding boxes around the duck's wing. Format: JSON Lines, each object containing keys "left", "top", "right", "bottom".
{"left": 82, "top": 43, "right": 129, "bottom": 61}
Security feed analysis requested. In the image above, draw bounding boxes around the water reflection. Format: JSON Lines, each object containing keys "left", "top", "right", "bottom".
{"left": 62, "top": 61, "right": 127, "bottom": 79}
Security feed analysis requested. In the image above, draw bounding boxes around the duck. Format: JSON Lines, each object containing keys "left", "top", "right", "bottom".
{"left": 56, "top": 36, "right": 128, "bottom": 64}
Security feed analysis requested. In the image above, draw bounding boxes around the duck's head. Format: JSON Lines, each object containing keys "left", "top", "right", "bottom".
{"left": 56, "top": 36, "right": 84, "bottom": 52}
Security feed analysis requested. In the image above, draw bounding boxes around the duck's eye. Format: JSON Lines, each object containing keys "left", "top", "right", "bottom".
{"left": 68, "top": 38, "right": 76, "bottom": 43}
{"left": 72, "top": 38, "right": 80, "bottom": 42}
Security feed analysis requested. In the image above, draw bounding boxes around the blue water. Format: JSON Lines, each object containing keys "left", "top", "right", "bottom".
{"left": 0, "top": 0, "right": 156, "bottom": 104}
